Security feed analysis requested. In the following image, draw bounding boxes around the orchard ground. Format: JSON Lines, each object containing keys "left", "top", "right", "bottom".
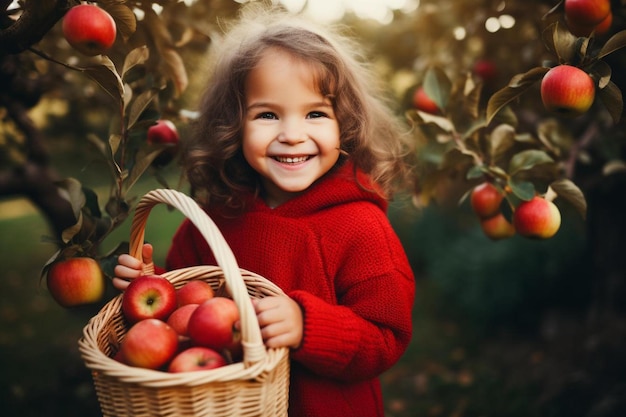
{"left": 1, "top": 188, "right": 626, "bottom": 416}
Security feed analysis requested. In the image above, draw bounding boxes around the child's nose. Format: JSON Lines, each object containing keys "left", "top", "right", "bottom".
{"left": 277, "top": 119, "right": 306, "bottom": 143}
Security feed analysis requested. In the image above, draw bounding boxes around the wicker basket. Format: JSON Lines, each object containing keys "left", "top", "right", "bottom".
{"left": 78, "top": 189, "right": 290, "bottom": 417}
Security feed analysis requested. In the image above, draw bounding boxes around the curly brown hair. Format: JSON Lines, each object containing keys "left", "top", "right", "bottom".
{"left": 183, "top": 4, "right": 413, "bottom": 211}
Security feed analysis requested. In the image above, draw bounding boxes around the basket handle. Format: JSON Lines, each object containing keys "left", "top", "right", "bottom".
{"left": 127, "top": 188, "right": 267, "bottom": 367}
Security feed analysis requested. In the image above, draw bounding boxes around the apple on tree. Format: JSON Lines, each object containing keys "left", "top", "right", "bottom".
{"left": 167, "top": 346, "right": 227, "bottom": 373}
{"left": 540, "top": 65, "right": 595, "bottom": 116}
{"left": 412, "top": 86, "right": 440, "bottom": 114}
{"left": 46, "top": 257, "right": 105, "bottom": 308}
{"left": 564, "top": 0, "right": 611, "bottom": 28}
{"left": 473, "top": 59, "right": 498, "bottom": 83}
{"left": 513, "top": 196, "right": 562, "bottom": 239}
{"left": 121, "top": 275, "right": 177, "bottom": 324}
{"left": 176, "top": 280, "right": 214, "bottom": 307}
{"left": 188, "top": 297, "right": 241, "bottom": 352}
{"left": 119, "top": 318, "right": 179, "bottom": 370}
{"left": 470, "top": 182, "right": 504, "bottom": 219}
{"left": 567, "top": 10, "right": 613, "bottom": 37}
{"left": 480, "top": 212, "right": 516, "bottom": 241}
{"left": 147, "top": 120, "right": 180, "bottom": 167}
{"left": 62, "top": 4, "right": 117, "bottom": 57}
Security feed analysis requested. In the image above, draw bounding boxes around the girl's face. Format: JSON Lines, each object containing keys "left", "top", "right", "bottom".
{"left": 243, "top": 48, "right": 341, "bottom": 208}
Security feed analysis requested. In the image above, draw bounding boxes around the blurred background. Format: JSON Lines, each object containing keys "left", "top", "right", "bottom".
{"left": 1, "top": 0, "right": 626, "bottom": 416}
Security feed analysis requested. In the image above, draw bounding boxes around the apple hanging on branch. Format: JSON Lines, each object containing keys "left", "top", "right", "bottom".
{"left": 36, "top": 5, "right": 194, "bottom": 285}
{"left": 408, "top": 63, "right": 587, "bottom": 241}
{"left": 62, "top": 4, "right": 117, "bottom": 56}
{"left": 486, "top": 21, "right": 626, "bottom": 125}
{"left": 147, "top": 119, "right": 181, "bottom": 167}
{"left": 45, "top": 256, "right": 105, "bottom": 308}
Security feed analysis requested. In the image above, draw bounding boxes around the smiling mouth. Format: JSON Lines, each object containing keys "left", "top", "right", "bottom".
{"left": 272, "top": 156, "right": 311, "bottom": 164}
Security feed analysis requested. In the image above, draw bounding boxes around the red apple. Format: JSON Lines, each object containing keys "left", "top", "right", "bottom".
{"left": 120, "top": 319, "right": 179, "bottom": 370}
{"left": 540, "top": 65, "right": 595, "bottom": 116}
{"left": 594, "top": 11, "right": 613, "bottom": 36}
{"left": 62, "top": 4, "right": 117, "bottom": 56}
{"left": 46, "top": 257, "right": 105, "bottom": 308}
{"left": 176, "top": 280, "right": 215, "bottom": 307}
{"left": 568, "top": 10, "right": 612, "bottom": 37}
{"left": 167, "top": 347, "right": 227, "bottom": 373}
{"left": 564, "top": 0, "right": 610, "bottom": 27}
{"left": 412, "top": 87, "right": 440, "bottom": 114}
{"left": 166, "top": 304, "right": 199, "bottom": 337}
{"left": 188, "top": 297, "right": 241, "bottom": 351}
{"left": 480, "top": 212, "right": 516, "bottom": 240}
{"left": 112, "top": 349, "right": 125, "bottom": 363}
{"left": 513, "top": 196, "right": 562, "bottom": 239}
{"left": 470, "top": 182, "right": 503, "bottom": 219}
{"left": 122, "top": 275, "right": 177, "bottom": 324}
{"left": 147, "top": 120, "right": 180, "bottom": 166}
{"left": 473, "top": 59, "right": 498, "bottom": 83}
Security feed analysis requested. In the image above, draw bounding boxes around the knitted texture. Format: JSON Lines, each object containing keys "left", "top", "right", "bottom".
{"left": 165, "top": 163, "right": 415, "bottom": 417}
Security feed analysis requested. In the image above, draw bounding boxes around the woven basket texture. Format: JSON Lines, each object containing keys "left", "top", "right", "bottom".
{"left": 79, "top": 189, "right": 290, "bottom": 417}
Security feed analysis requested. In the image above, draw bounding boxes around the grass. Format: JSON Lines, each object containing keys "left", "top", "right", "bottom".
{"left": 0, "top": 195, "right": 183, "bottom": 417}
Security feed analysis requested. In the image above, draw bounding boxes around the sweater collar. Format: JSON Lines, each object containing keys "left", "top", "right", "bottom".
{"left": 250, "top": 162, "right": 388, "bottom": 217}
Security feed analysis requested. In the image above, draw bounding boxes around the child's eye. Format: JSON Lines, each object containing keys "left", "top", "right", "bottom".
{"left": 307, "top": 111, "right": 327, "bottom": 119}
{"left": 256, "top": 112, "right": 277, "bottom": 120}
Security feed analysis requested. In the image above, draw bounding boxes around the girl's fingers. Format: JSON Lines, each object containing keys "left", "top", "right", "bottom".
{"left": 112, "top": 277, "right": 131, "bottom": 291}
{"left": 113, "top": 263, "right": 142, "bottom": 279}
{"left": 117, "top": 254, "right": 142, "bottom": 269}
{"left": 142, "top": 244, "right": 154, "bottom": 265}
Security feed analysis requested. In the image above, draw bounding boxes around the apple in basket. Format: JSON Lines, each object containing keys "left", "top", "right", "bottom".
{"left": 120, "top": 318, "right": 179, "bottom": 370}
{"left": 188, "top": 297, "right": 241, "bottom": 351}
{"left": 167, "top": 346, "right": 227, "bottom": 373}
{"left": 122, "top": 275, "right": 177, "bottom": 324}
{"left": 166, "top": 303, "right": 199, "bottom": 337}
{"left": 176, "top": 280, "right": 214, "bottom": 307}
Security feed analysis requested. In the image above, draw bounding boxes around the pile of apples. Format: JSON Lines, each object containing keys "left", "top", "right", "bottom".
{"left": 115, "top": 275, "right": 242, "bottom": 373}
{"left": 471, "top": 182, "right": 561, "bottom": 241}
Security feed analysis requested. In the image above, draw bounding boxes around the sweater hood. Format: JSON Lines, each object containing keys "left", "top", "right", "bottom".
{"left": 250, "top": 162, "right": 388, "bottom": 217}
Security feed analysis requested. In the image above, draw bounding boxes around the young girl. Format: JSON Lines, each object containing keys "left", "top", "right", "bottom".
{"left": 114, "top": 5, "right": 415, "bottom": 416}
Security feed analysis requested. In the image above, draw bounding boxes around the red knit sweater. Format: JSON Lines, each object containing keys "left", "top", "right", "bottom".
{"left": 164, "top": 163, "right": 415, "bottom": 416}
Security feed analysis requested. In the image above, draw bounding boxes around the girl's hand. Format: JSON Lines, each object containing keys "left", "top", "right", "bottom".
{"left": 254, "top": 296, "right": 303, "bottom": 350}
{"left": 112, "top": 244, "right": 155, "bottom": 291}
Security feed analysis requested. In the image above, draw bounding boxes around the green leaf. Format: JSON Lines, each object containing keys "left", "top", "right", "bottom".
{"left": 82, "top": 57, "right": 124, "bottom": 107}
{"left": 161, "top": 48, "right": 189, "bottom": 97}
{"left": 423, "top": 66, "right": 452, "bottom": 111}
{"left": 124, "top": 147, "right": 165, "bottom": 193}
{"left": 82, "top": 187, "right": 102, "bottom": 218}
{"left": 461, "top": 74, "right": 481, "bottom": 119}
{"left": 591, "top": 60, "right": 612, "bottom": 89}
{"left": 508, "top": 178, "right": 535, "bottom": 201}
{"left": 552, "top": 21, "right": 579, "bottom": 63}
{"left": 55, "top": 178, "right": 86, "bottom": 243}
{"left": 108, "top": 133, "right": 122, "bottom": 162}
{"left": 466, "top": 164, "right": 487, "bottom": 180}
{"left": 603, "top": 160, "right": 626, "bottom": 175}
{"left": 415, "top": 110, "right": 455, "bottom": 133}
{"left": 489, "top": 124, "right": 516, "bottom": 161}
{"left": 121, "top": 46, "right": 150, "bottom": 79}
{"left": 486, "top": 67, "right": 548, "bottom": 125}
{"left": 597, "top": 80, "right": 623, "bottom": 124}
{"left": 127, "top": 89, "right": 158, "bottom": 130}
{"left": 597, "top": 30, "right": 626, "bottom": 59}
{"left": 102, "top": 3, "right": 137, "bottom": 42}
{"left": 549, "top": 179, "right": 587, "bottom": 219}
{"left": 509, "top": 149, "right": 554, "bottom": 175}
{"left": 55, "top": 177, "right": 86, "bottom": 221}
